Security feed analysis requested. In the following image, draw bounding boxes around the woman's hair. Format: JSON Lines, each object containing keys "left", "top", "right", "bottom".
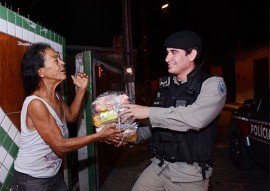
{"left": 21, "top": 42, "right": 52, "bottom": 96}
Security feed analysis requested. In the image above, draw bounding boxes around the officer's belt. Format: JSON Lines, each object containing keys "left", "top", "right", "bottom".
{"left": 155, "top": 154, "right": 216, "bottom": 167}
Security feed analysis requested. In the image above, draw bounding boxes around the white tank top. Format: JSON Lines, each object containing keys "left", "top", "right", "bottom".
{"left": 14, "top": 95, "right": 69, "bottom": 178}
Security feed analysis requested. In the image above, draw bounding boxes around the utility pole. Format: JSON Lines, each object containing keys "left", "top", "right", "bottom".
{"left": 122, "top": 0, "right": 135, "bottom": 102}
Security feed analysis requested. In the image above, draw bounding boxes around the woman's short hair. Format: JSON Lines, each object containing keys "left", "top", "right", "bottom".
{"left": 21, "top": 42, "right": 52, "bottom": 96}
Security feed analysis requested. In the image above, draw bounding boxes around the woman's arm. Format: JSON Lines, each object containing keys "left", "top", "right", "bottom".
{"left": 27, "top": 99, "right": 122, "bottom": 158}
{"left": 63, "top": 72, "right": 88, "bottom": 122}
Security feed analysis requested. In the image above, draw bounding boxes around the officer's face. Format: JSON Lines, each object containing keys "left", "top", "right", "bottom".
{"left": 165, "top": 48, "right": 196, "bottom": 79}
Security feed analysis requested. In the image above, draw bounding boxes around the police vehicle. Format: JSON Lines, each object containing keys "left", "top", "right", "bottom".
{"left": 229, "top": 90, "right": 269, "bottom": 171}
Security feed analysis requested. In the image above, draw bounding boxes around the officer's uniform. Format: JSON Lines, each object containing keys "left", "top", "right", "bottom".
{"left": 133, "top": 75, "right": 226, "bottom": 191}
{"left": 132, "top": 31, "right": 227, "bottom": 191}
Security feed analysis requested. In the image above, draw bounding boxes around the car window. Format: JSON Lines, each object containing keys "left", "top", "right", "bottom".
{"left": 257, "top": 91, "right": 270, "bottom": 113}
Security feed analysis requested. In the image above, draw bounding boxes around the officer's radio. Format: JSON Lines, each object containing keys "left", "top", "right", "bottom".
{"left": 159, "top": 76, "right": 171, "bottom": 88}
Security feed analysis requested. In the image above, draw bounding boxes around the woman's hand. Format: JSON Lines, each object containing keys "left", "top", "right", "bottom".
{"left": 71, "top": 72, "right": 89, "bottom": 91}
{"left": 118, "top": 104, "right": 150, "bottom": 123}
{"left": 97, "top": 123, "right": 123, "bottom": 145}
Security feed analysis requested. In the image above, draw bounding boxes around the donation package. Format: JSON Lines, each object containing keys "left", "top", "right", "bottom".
{"left": 91, "top": 91, "right": 138, "bottom": 143}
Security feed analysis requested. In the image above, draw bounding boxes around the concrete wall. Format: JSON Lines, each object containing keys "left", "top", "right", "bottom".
{"left": 235, "top": 46, "right": 269, "bottom": 103}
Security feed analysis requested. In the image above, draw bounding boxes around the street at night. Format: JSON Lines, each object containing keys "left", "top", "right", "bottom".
{"left": 0, "top": 1, "right": 268, "bottom": 190}
{"left": 100, "top": 106, "right": 269, "bottom": 191}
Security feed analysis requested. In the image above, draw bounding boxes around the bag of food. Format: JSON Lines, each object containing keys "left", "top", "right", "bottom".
{"left": 91, "top": 91, "right": 138, "bottom": 143}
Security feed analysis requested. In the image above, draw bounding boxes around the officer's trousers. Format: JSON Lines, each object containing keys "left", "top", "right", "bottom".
{"left": 132, "top": 161, "right": 209, "bottom": 191}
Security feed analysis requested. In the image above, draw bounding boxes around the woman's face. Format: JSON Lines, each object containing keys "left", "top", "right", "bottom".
{"left": 39, "top": 48, "right": 66, "bottom": 83}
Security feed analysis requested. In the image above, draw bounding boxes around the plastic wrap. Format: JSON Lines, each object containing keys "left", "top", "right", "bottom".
{"left": 91, "top": 91, "right": 138, "bottom": 143}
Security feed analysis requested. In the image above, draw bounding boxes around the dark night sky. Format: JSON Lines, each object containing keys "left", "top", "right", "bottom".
{"left": 3, "top": 0, "right": 269, "bottom": 72}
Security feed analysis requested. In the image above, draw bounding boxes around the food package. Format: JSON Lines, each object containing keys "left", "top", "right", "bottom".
{"left": 122, "top": 127, "right": 138, "bottom": 143}
{"left": 91, "top": 91, "right": 138, "bottom": 143}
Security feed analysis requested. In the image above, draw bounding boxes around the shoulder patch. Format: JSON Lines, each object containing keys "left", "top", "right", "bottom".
{"left": 218, "top": 81, "right": 227, "bottom": 96}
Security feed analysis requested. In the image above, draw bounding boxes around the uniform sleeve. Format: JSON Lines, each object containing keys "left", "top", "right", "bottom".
{"left": 149, "top": 76, "right": 227, "bottom": 132}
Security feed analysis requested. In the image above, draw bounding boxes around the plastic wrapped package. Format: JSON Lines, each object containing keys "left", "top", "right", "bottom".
{"left": 91, "top": 91, "right": 138, "bottom": 143}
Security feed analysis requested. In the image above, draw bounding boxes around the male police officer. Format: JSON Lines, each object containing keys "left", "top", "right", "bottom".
{"left": 119, "top": 30, "right": 227, "bottom": 191}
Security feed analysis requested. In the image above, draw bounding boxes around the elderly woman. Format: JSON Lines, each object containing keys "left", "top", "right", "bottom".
{"left": 12, "top": 42, "right": 122, "bottom": 190}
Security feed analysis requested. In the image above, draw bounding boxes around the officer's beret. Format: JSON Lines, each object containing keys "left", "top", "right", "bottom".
{"left": 164, "top": 31, "right": 202, "bottom": 49}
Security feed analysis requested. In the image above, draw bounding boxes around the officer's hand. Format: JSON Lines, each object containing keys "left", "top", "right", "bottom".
{"left": 118, "top": 104, "right": 150, "bottom": 123}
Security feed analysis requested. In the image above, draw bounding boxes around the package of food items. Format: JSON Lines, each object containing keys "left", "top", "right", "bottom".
{"left": 91, "top": 91, "right": 138, "bottom": 143}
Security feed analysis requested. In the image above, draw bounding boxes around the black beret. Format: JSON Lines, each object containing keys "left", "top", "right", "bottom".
{"left": 164, "top": 31, "right": 202, "bottom": 49}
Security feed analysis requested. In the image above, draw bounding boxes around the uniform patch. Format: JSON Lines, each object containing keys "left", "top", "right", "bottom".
{"left": 176, "top": 100, "right": 187, "bottom": 107}
{"left": 218, "top": 82, "right": 227, "bottom": 96}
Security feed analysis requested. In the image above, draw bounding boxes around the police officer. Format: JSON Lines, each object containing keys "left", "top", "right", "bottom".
{"left": 119, "top": 30, "right": 227, "bottom": 191}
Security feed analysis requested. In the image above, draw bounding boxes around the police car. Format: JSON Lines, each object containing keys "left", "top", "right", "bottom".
{"left": 229, "top": 90, "right": 269, "bottom": 171}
